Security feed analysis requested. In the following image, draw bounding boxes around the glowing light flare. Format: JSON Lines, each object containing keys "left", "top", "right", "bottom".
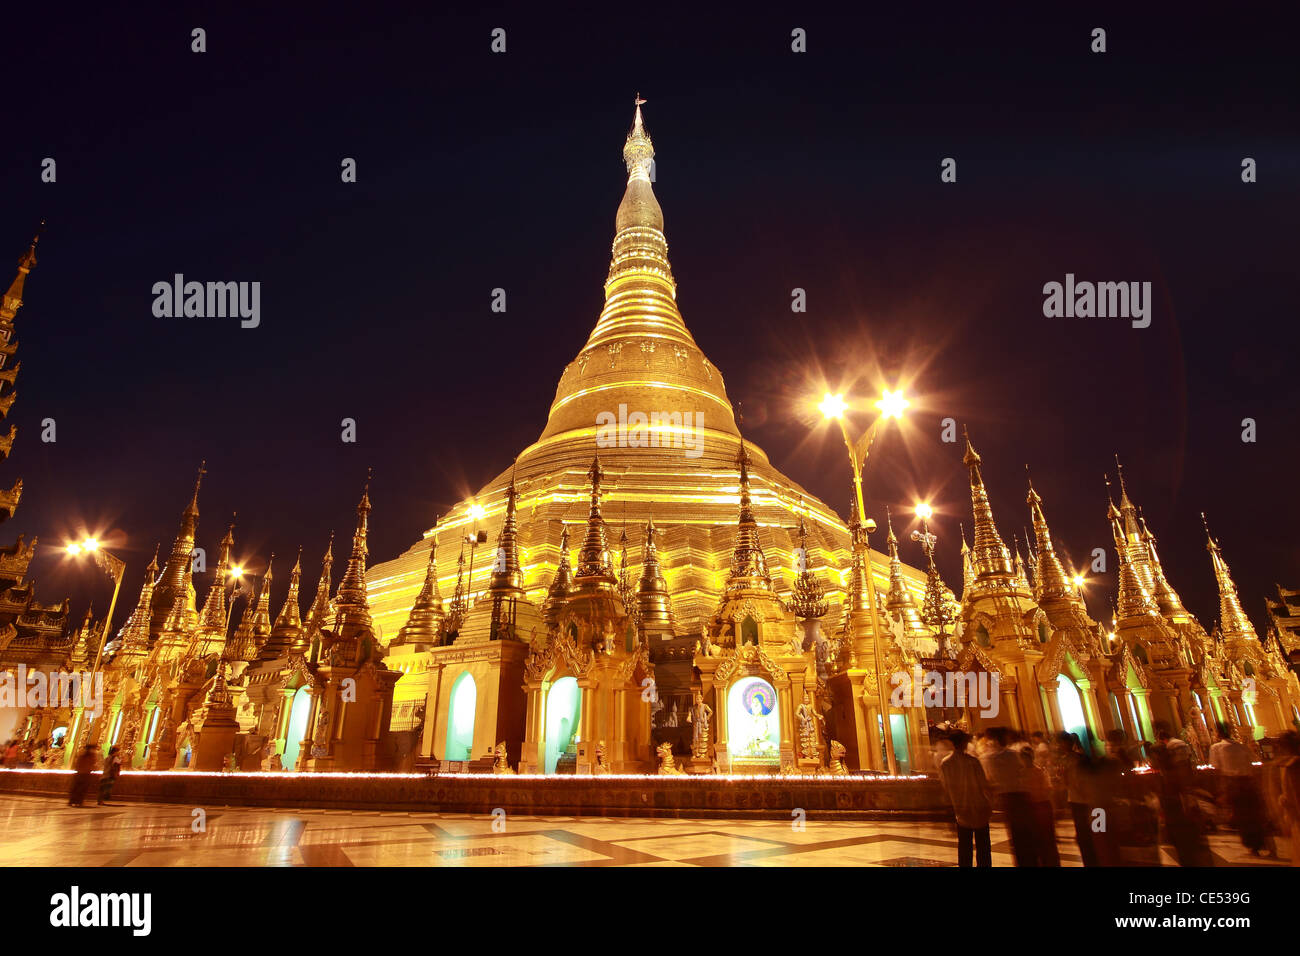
{"left": 468, "top": 503, "right": 487, "bottom": 522}
{"left": 1072, "top": 574, "right": 1086, "bottom": 588}
{"left": 915, "top": 503, "right": 933, "bottom": 520}
{"left": 818, "top": 392, "right": 848, "bottom": 420}
{"left": 874, "top": 389, "right": 910, "bottom": 420}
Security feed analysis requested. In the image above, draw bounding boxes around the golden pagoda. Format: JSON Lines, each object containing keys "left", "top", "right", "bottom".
{"left": 370, "top": 102, "right": 931, "bottom": 767}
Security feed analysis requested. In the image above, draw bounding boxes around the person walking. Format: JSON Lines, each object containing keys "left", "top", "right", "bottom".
{"left": 97, "top": 746, "right": 122, "bottom": 805}
{"left": 938, "top": 731, "right": 994, "bottom": 867}
{"left": 1211, "top": 722, "right": 1273, "bottom": 857}
{"left": 981, "top": 726, "right": 1040, "bottom": 866}
{"left": 68, "top": 745, "right": 97, "bottom": 807}
{"left": 1020, "top": 747, "right": 1061, "bottom": 865}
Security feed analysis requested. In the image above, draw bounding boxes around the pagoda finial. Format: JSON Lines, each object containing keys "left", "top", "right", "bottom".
{"left": 623, "top": 93, "right": 655, "bottom": 182}
{"left": 961, "top": 427, "right": 1013, "bottom": 582}
{"left": 1202, "top": 513, "right": 1258, "bottom": 643}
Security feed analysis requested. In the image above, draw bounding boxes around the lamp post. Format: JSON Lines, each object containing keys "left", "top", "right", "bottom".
{"left": 66, "top": 539, "right": 126, "bottom": 683}
{"left": 819, "top": 390, "right": 908, "bottom": 775}
{"left": 65, "top": 538, "right": 125, "bottom": 763}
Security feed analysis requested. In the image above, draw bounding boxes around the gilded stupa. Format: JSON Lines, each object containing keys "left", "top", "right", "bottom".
{"left": 367, "top": 102, "right": 928, "bottom": 649}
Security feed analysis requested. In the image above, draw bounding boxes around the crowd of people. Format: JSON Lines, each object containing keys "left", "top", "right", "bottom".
{"left": 935, "top": 722, "right": 1300, "bottom": 867}
{"left": 1, "top": 736, "right": 67, "bottom": 769}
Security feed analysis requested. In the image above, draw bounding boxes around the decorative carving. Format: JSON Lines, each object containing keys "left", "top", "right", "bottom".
{"left": 827, "top": 740, "right": 848, "bottom": 775}
{"left": 688, "top": 689, "right": 712, "bottom": 758}
{"left": 656, "top": 740, "right": 684, "bottom": 775}
{"left": 492, "top": 741, "right": 514, "bottom": 774}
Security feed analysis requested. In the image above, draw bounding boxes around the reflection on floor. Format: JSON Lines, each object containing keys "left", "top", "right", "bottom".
{"left": 0, "top": 795, "right": 1290, "bottom": 867}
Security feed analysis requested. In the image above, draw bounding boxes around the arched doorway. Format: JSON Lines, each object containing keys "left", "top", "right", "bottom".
{"left": 728, "top": 676, "right": 779, "bottom": 767}
{"left": 1056, "top": 673, "right": 1092, "bottom": 753}
{"left": 445, "top": 672, "right": 478, "bottom": 761}
{"left": 282, "top": 686, "right": 313, "bottom": 771}
{"left": 544, "top": 676, "right": 580, "bottom": 773}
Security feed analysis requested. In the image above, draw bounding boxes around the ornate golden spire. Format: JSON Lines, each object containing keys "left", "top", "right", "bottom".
{"left": 1108, "top": 476, "right": 1159, "bottom": 621}
{"left": 1113, "top": 456, "right": 1156, "bottom": 593}
{"left": 249, "top": 556, "right": 274, "bottom": 651}
{"left": 1026, "top": 478, "right": 1076, "bottom": 603}
{"left": 1203, "top": 513, "right": 1258, "bottom": 643}
{"left": 263, "top": 547, "right": 305, "bottom": 659}
{"left": 393, "top": 532, "right": 445, "bottom": 647}
{"left": 542, "top": 524, "right": 574, "bottom": 629}
{"left": 534, "top": 99, "right": 740, "bottom": 450}
{"left": 790, "top": 510, "right": 828, "bottom": 621}
{"left": 152, "top": 462, "right": 205, "bottom": 632}
{"left": 488, "top": 473, "right": 524, "bottom": 595}
{"left": 1141, "top": 511, "right": 1191, "bottom": 621}
{"left": 574, "top": 453, "right": 616, "bottom": 586}
{"left": 636, "top": 517, "right": 675, "bottom": 628}
{"left": 332, "top": 475, "right": 374, "bottom": 634}
{"left": 725, "top": 441, "right": 773, "bottom": 591}
{"left": 302, "top": 532, "right": 334, "bottom": 659}
{"left": 958, "top": 522, "right": 974, "bottom": 599}
{"left": 883, "top": 507, "right": 927, "bottom": 635}
{"left": 116, "top": 547, "right": 159, "bottom": 656}
{"left": 0, "top": 223, "right": 41, "bottom": 325}
{"left": 962, "top": 428, "right": 1013, "bottom": 581}
{"left": 200, "top": 516, "right": 236, "bottom": 630}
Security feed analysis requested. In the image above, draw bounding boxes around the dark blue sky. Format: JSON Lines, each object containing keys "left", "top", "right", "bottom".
{"left": 3, "top": 5, "right": 1297, "bottom": 635}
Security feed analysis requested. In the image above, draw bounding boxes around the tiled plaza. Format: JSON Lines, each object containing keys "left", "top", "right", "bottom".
{"left": 0, "top": 795, "right": 1289, "bottom": 867}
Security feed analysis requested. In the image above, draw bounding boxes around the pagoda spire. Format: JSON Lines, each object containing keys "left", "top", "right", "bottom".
{"left": 302, "top": 532, "right": 335, "bottom": 660}
{"left": 1141, "top": 511, "right": 1192, "bottom": 621}
{"left": 152, "top": 461, "right": 206, "bottom": 632}
{"left": 574, "top": 453, "right": 616, "bottom": 585}
{"left": 537, "top": 100, "right": 741, "bottom": 449}
{"left": 263, "top": 547, "right": 305, "bottom": 659}
{"left": 200, "top": 516, "right": 236, "bottom": 629}
{"left": 637, "top": 517, "right": 675, "bottom": 628}
{"left": 958, "top": 523, "right": 974, "bottom": 600}
{"left": 332, "top": 475, "right": 374, "bottom": 633}
{"left": 1108, "top": 476, "right": 1160, "bottom": 621}
{"left": 962, "top": 428, "right": 1013, "bottom": 581}
{"left": 883, "top": 507, "right": 926, "bottom": 635}
{"left": 790, "top": 510, "right": 829, "bottom": 621}
{"left": 117, "top": 547, "right": 160, "bottom": 656}
{"left": 1203, "top": 513, "right": 1258, "bottom": 643}
{"left": 542, "top": 524, "right": 574, "bottom": 630}
{"left": 725, "top": 441, "right": 772, "bottom": 589}
{"left": 488, "top": 472, "right": 524, "bottom": 595}
{"left": 1026, "top": 477, "right": 1076, "bottom": 604}
{"left": 0, "top": 222, "right": 41, "bottom": 325}
{"left": 394, "top": 531, "right": 446, "bottom": 646}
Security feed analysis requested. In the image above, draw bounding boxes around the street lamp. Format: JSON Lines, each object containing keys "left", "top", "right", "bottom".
{"left": 66, "top": 538, "right": 126, "bottom": 677}
{"left": 819, "top": 389, "right": 908, "bottom": 775}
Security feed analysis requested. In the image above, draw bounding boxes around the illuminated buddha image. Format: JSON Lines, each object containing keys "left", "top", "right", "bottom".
{"left": 729, "top": 677, "right": 778, "bottom": 758}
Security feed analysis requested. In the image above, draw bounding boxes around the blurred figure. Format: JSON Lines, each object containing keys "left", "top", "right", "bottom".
{"left": 1211, "top": 723, "right": 1274, "bottom": 857}
{"left": 981, "top": 726, "right": 1039, "bottom": 866}
{"left": 931, "top": 733, "right": 955, "bottom": 772}
{"left": 2, "top": 738, "right": 20, "bottom": 766}
{"left": 1058, "top": 733, "right": 1099, "bottom": 865}
{"left": 1098, "top": 728, "right": 1161, "bottom": 865}
{"left": 1264, "top": 732, "right": 1300, "bottom": 865}
{"left": 1020, "top": 747, "right": 1060, "bottom": 866}
{"left": 1150, "top": 724, "right": 1212, "bottom": 866}
{"left": 938, "top": 731, "right": 994, "bottom": 867}
{"left": 68, "top": 745, "right": 97, "bottom": 807}
{"left": 97, "top": 745, "right": 122, "bottom": 805}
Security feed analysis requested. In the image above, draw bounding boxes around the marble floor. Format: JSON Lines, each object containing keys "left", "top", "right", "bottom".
{"left": 0, "top": 795, "right": 1290, "bottom": 866}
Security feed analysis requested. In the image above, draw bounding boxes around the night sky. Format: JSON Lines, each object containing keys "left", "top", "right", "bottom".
{"left": 4, "top": 7, "right": 1297, "bottom": 636}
